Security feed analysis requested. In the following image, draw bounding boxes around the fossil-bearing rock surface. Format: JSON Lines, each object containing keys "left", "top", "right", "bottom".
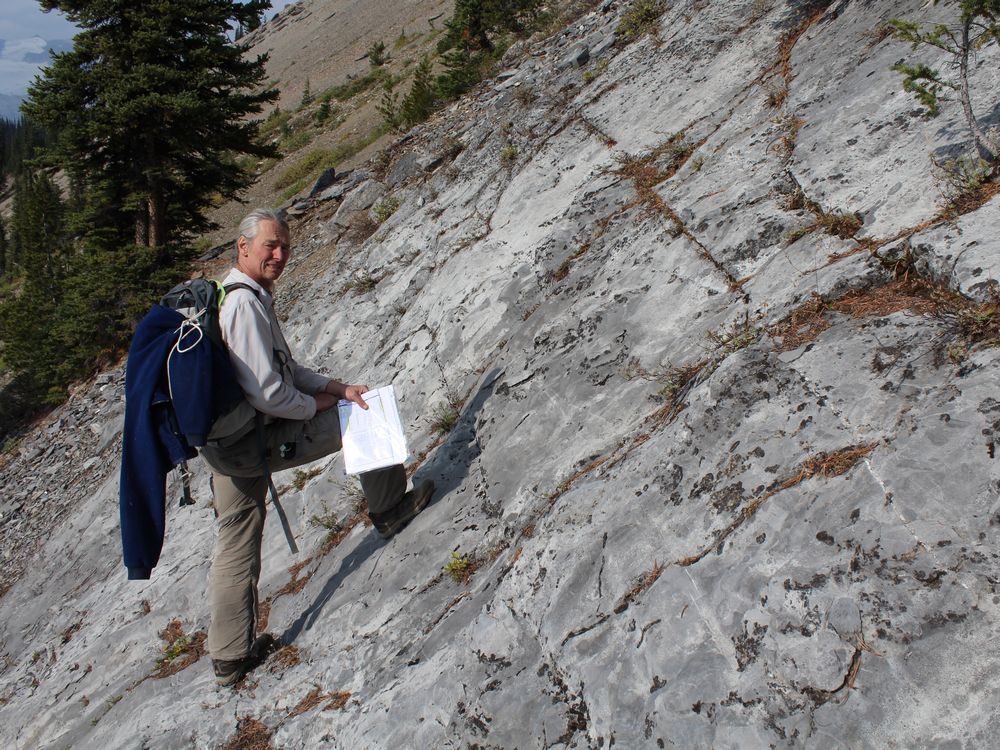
{"left": 2, "top": 1, "right": 999, "bottom": 748}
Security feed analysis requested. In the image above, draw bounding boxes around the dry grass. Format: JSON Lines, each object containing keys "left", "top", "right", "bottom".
{"left": 61, "top": 617, "right": 85, "bottom": 644}
{"left": 774, "top": 4, "right": 828, "bottom": 84}
{"left": 218, "top": 717, "right": 274, "bottom": 750}
{"left": 615, "top": 155, "right": 667, "bottom": 214}
{"left": 774, "top": 115, "right": 805, "bottom": 161}
{"left": 288, "top": 686, "right": 325, "bottom": 718}
{"left": 613, "top": 561, "right": 665, "bottom": 614}
{"left": 547, "top": 453, "right": 613, "bottom": 504}
{"left": 765, "top": 83, "right": 788, "bottom": 109}
{"left": 551, "top": 242, "right": 590, "bottom": 282}
{"left": 784, "top": 444, "right": 877, "bottom": 486}
{"left": 274, "top": 558, "right": 315, "bottom": 598}
{"left": 270, "top": 644, "right": 301, "bottom": 672}
{"left": 770, "top": 294, "right": 831, "bottom": 352}
{"left": 614, "top": 132, "right": 700, "bottom": 216}
{"left": 257, "top": 600, "right": 271, "bottom": 633}
{"left": 770, "top": 280, "right": 953, "bottom": 353}
{"left": 830, "top": 281, "right": 937, "bottom": 319}
{"left": 344, "top": 211, "right": 379, "bottom": 243}
{"left": 326, "top": 691, "right": 352, "bottom": 710}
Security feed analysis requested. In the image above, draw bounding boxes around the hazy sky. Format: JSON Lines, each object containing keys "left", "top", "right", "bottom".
{"left": 0, "top": 0, "right": 77, "bottom": 40}
{"left": 0, "top": 1, "right": 297, "bottom": 96}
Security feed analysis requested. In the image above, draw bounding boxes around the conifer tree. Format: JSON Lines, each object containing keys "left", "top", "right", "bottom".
{"left": 891, "top": 0, "right": 1000, "bottom": 162}
{"left": 22, "top": 0, "right": 278, "bottom": 260}
{"left": 0, "top": 216, "right": 7, "bottom": 278}
{"left": 400, "top": 57, "right": 437, "bottom": 127}
{"left": 0, "top": 170, "right": 67, "bottom": 404}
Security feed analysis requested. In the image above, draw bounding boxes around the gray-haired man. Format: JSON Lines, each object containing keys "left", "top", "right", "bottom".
{"left": 201, "top": 208, "right": 433, "bottom": 686}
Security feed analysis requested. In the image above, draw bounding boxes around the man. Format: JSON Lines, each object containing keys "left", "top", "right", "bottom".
{"left": 200, "top": 207, "right": 433, "bottom": 686}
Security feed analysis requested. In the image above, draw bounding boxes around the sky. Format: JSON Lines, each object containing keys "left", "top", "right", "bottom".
{"left": 0, "top": 0, "right": 297, "bottom": 95}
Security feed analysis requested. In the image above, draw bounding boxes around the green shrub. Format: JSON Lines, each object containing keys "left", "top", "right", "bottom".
{"left": 278, "top": 127, "right": 311, "bottom": 154}
{"left": 617, "top": 0, "right": 665, "bottom": 43}
{"left": 400, "top": 56, "right": 437, "bottom": 127}
{"left": 275, "top": 129, "right": 386, "bottom": 192}
{"left": 368, "top": 40, "right": 387, "bottom": 66}
{"left": 444, "top": 551, "right": 476, "bottom": 584}
{"left": 324, "top": 70, "right": 388, "bottom": 102}
{"left": 259, "top": 107, "right": 292, "bottom": 138}
{"left": 500, "top": 144, "right": 518, "bottom": 169}
{"left": 430, "top": 400, "right": 461, "bottom": 434}
{"left": 372, "top": 196, "right": 400, "bottom": 224}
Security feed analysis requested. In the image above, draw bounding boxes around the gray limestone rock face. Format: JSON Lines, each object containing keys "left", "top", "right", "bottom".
{"left": 2, "top": 1, "right": 1000, "bottom": 748}
{"left": 328, "top": 178, "right": 387, "bottom": 228}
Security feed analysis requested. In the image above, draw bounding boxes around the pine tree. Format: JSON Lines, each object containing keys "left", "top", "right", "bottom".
{"left": 22, "top": 0, "right": 278, "bottom": 261}
{"left": 400, "top": 57, "right": 437, "bottom": 127}
{"left": 0, "top": 170, "right": 68, "bottom": 404}
{"left": 0, "top": 216, "right": 7, "bottom": 278}
{"left": 891, "top": 0, "right": 1000, "bottom": 162}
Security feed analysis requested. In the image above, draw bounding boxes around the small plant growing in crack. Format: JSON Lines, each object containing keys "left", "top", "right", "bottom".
{"left": 933, "top": 154, "right": 998, "bottom": 218}
{"left": 292, "top": 467, "right": 322, "bottom": 491}
{"left": 765, "top": 82, "right": 788, "bottom": 109}
{"left": 705, "top": 313, "right": 762, "bottom": 358}
{"left": 582, "top": 58, "right": 609, "bottom": 84}
{"left": 372, "top": 196, "right": 400, "bottom": 224}
{"left": 623, "top": 358, "right": 704, "bottom": 404}
{"left": 499, "top": 144, "right": 519, "bottom": 170}
{"left": 309, "top": 512, "right": 343, "bottom": 533}
{"left": 344, "top": 272, "right": 379, "bottom": 296}
{"left": 444, "top": 551, "right": 477, "bottom": 584}
{"left": 784, "top": 207, "right": 862, "bottom": 244}
{"left": 430, "top": 397, "right": 462, "bottom": 434}
{"left": 772, "top": 114, "right": 804, "bottom": 161}
{"left": 151, "top": 619, "right": 206, "bottom": 678}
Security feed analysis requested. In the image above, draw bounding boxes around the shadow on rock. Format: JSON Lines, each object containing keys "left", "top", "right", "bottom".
{"left": 281, "top": 532, "right": 382, "bottom": 643}
{"left": 280, "top": 368, "right": 501, "bottom": 644}
{"left": 413, "top": 367, "right": 503, "bottom": 501}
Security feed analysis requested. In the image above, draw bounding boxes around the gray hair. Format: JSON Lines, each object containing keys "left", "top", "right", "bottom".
{"left": 236, "top": 208, "right": 289, "bottom": 254}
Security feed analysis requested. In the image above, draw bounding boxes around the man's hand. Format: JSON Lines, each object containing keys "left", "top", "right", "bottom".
{"left": 341, "top": 384, "right": 369, "bottom": 409}
{"left": 322, "top": 380, "right": 369, "bottom": 410}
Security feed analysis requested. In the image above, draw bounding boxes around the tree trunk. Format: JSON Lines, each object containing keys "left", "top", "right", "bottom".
{"left": 959, "top": 19, "right": 1000, "bottom": 162}
{"left": 148, "top": 188, "right": 165, "bottom": 249}
{"left": 134, "top": 209, "right": 148, "bottom": 247}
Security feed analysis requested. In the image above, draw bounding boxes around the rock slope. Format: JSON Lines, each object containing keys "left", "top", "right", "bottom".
{"left": 2, "top": 0, "right": 999, "bottom": 747}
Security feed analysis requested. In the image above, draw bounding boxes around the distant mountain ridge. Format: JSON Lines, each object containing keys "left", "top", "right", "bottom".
{"left": 0, "top": 94, "right": 23, "bottom": 122}
{"left": 0, "top": 36, "right": 74, "bottom": 120}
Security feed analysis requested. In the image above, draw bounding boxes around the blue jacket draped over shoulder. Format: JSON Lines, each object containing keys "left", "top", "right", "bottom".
{"left": 119, "top": 304, "right": 243, "bottom": 579}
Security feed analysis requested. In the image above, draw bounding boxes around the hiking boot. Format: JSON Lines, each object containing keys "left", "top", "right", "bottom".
{"left": 213, "top": 633, "right": 276, "bottom": 687}
{"left": 371, "top": 480, "right": 434, "bottom": 539}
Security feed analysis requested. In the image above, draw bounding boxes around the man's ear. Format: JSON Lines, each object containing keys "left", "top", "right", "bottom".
{"left": 237, "top": 235, "right": 248, "bottom": 256}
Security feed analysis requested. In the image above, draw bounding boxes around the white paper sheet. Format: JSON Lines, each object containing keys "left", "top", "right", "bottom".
{"left": 337, "top": 385, "right": 409, "bottom": 474}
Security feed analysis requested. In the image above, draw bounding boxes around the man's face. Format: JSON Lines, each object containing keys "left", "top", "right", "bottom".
{"left": 237, "top": 219, "right": 290, "bottom": 290}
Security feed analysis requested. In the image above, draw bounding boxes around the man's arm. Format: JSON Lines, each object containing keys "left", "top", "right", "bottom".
{"left": 221, "top": 293, "right": 318, "bottom": 420}
{"left": 315, "top": 380, "right": 369, "bottom": 412}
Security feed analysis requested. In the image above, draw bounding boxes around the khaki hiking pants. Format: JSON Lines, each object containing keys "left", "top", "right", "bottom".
{"left": 203, "top": 407, "right": 405, "bottom": 662}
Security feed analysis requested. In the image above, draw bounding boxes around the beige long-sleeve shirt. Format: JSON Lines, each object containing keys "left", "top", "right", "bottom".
{"left": 218, "top": 269, "right": 330, "bottom": 422}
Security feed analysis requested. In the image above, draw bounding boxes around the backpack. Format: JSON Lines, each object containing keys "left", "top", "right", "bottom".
{"left": 160, "top": 277, "right": 298, "bottom": 552}
{"left": 161, "top": 277, "right": 255, "bottom": 349}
